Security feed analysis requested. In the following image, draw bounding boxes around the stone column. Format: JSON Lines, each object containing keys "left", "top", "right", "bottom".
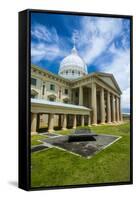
{"left": 58, "top": 115, "right": 62, "bottom": 128}
{"left": 31, "top": 113, "right": 37, "bottom": 134}
{"left": 62, "top": 114, "right": 67, "bottom": 130}
{"left": 111, "top": 94, "right": 116, "bottom": 122}
{"left": 119, "top": 97, "right": 123, "bottom": 121}
{"left": 91, "top": 82, "right": 97, "bottom": 125}
{"left": 48, "top": 113, "right": 54, "bottom": 133}
{"left": 100, "top": 87, "right": 105, "bottom": 124}
{"left": 70, "top": 90, "right": 73, "bottom": 104}
{"left": 79, "top": 86, "right": 83, "bottom": 105}
{"left": 81, "top": 115, "right": 84, "bottom": 126}
{"left": 107, "top": 91, "right": 111, "bottom": 123}
{"left": 116, "top": 97, "right": 120, "bottom": 122}
{"left": 73, "top": 114, "right": 77, "bottom": 129}
{"left": 88, "top": 114, "right": 91, "bottom": 126}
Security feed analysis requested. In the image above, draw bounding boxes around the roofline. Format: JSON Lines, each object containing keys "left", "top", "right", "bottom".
{"left": 31, "top": 64, "right": 122, "bottom": 93}
{"left": 95, "top": 72, "right": 122, "bottom": 94}
{"left": 31, "top": 98, "right": 92, "bottom": 111}
{"left": 31, "top": 64, "right": 70, "bottom": 83}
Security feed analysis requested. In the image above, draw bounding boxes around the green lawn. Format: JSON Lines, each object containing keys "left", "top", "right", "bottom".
{"left": 31, "top": 134, "right": 48, "bottom": 146}
{"left": 31, "top": 122, "right": 131, "bottom": 188}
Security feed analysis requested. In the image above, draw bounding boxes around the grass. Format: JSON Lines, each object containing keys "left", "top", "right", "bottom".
{"left": 31, "top": 122, "right": 131, "bottom": 188}
{"left": 31, "top": 134, "right": 48, "bottom": 146}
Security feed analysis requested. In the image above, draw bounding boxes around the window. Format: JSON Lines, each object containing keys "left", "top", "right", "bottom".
{"left": 50, "top": 84, "right": 55, "bottom": 91}
{"left": 65, "top": 89, "right": 68, "bottom": 95}
{"left": 66, "top": 70, "right": 68, "bottom": 75}
{"left": 42, "top": 85, "right": 45, "bottom": 95}
{"left": 72, "top": 70, "right": 74, "bottom": 75}
{"left": 31, "top": 78, "right": 37, "bottom": 86}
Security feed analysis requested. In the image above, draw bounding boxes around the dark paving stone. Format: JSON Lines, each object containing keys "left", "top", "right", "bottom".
{"left": 42, "top": 134, "right": 119, "bottom": 158}
{"left": 68, "top": 134, "right": 97, "bottom": 142}
{"left": 31, "top": 145, "right": 49, "bottom": 153}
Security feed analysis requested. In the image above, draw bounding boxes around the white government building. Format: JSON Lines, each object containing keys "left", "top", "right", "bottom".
{"left": 31, "top": 46, "right": 122, "bottom": 134}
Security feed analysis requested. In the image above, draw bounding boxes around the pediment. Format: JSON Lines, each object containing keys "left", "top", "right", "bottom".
{"left": 96, "top": 73, "right": 121, "bottom": 94}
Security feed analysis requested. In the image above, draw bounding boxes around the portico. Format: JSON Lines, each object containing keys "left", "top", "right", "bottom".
{"left": 31, "top": 60, "right": 122, "bottom": 135}
{"left": 71, "top": 73, "right": 122, "bottom": 126}
{"left": 31, "top": 99, "right": 91, "bottom": 134}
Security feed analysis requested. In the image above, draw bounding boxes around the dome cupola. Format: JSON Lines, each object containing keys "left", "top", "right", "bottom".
{"left": 58, "top": 45, "right": 88, "bottom": 80}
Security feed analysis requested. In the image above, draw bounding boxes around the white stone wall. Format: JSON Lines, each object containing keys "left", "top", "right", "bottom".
{"left": 31, "top": 70, "right": 71, "bottom": 103}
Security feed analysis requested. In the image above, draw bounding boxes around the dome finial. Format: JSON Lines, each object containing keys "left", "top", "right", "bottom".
{"left": 71, "top": 37, "right": 77, "bottom": 54}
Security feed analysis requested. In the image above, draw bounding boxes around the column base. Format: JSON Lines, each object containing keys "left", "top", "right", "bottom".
{"left": 72, "top": 126, "right": 76, "bottom": 129}
{"left": 31, "top": 132, "right": 38, "bottom": 135}
{"left": 100, "top": 122, "right": 105, "bottom": 125}
{"left": 48, "top": 129, "right": 54, "bottom": 133}
{"left": 88, "top": 124, "right": 91, "bottom": 127}
{"left": 92, "top": 123, "right": 97, "bottom": 126}
{"left": 61, "top": 128, "right": 67, "bottom": 130}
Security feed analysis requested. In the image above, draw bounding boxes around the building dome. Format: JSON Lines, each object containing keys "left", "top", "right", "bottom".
{"left": 58, "top": 46, "right": 88, "bottom": 79}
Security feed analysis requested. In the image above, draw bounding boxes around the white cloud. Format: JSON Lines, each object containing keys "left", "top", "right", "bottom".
{"left": 31, "top": 24, "right": 59, "bottom": 43}
{"left": 31, "top": 43, "right": 62, "bottom": 62}
{"left": 77, "top": 17, "right": 123, "bottom": 65}
{"left": 31, "top": 18, "right": 130, "bottom": 110}
{"left": 102, "top": 45, "right": 130, "bottom": 109}
{"left": 31, "top": 24, "right": 67, "bottom": 62}
{"left": 121, "top": 88, "right": 130, "bottom": 110}
{"left": 75, "top": 17, "right": 130, "bottom": 110}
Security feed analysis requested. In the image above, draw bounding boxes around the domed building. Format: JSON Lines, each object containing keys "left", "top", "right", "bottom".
{"left": 59, "top": 46, "right": 88, "bottom": 79}
{"left": 31, "top": 46, "right": 122, "bottom": 134}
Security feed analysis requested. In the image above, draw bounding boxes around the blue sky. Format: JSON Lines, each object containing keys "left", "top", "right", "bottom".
{"left": 31, "top": 12, "right": 130, "bottom": 111}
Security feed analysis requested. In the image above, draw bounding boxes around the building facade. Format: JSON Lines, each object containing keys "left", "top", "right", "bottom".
{"left": 31, "top": 46, "right": 122, "bottom": 134}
